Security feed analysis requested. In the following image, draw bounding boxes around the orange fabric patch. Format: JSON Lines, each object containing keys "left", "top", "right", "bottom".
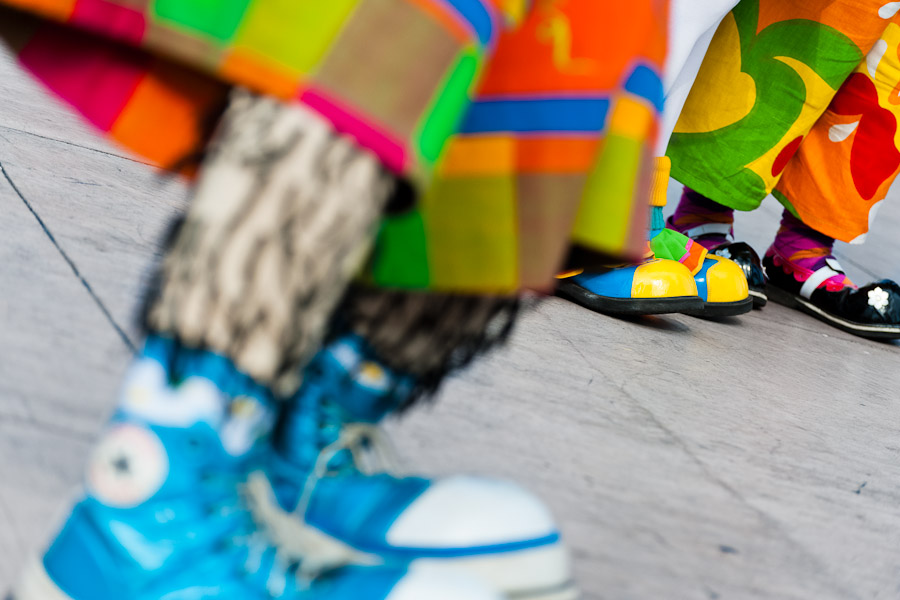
{"left": 440, "top": 136, "right": 515, "bottom": 175}
{"left": 110, "top": 61, "right": 227, "bottom": 169}
{"left": 681, "top": 240, "right": 708, "bottom": 276}
{"left": 478, "top": 1, "right": 666, "bottom": 95}
{"left": 516, "top": 137, "right": 598, "bottom": 173}
{"left": 4, "top": 0, "right": 75, "bottom": 20}
{"left": 441, "top": 136, "right": 598, "bottom": 175}
{"left": 220, "top": 48, "right": 301, "bottom": 100}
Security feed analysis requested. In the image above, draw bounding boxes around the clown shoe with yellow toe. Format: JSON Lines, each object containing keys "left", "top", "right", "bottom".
{"left": 556, "top": 259, "right": 703, "bottom": 316}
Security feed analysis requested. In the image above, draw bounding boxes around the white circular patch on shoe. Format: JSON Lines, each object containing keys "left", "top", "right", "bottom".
{"left": 87, "top": 424, "right": 169, "bottom": 508}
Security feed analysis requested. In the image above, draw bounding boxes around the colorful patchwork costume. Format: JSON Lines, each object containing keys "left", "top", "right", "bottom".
{"left": 1, "top": 0, "right": 668, "bottom": 293}
{"left": 557, "top": 0, "right": 754, "bottom": 319}
{"left": 0, "top": 1, "right": 671, "bottom": 599}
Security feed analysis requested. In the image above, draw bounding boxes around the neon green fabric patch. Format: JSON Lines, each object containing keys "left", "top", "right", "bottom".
{"left": 417, "top": 48, "right": 478, "bottom": 165}
{"left": 371, "top": 210, "right": 431, "bottom": 289}
{"left": 573, "top": 133, "right": 641, "bottom": 253}
{"left": 650, "top": 228, "right": 690, "bottom": 263}
{"left": 153, "top": 0, "right": 253, "bottom": 41}
{"left": 234, "top": 0, "right": 359, "bottom": 73}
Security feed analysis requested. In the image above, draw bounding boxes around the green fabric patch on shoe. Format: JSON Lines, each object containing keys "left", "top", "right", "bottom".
{"left": 650, "top": 228, "right": 707, "bottom": 276}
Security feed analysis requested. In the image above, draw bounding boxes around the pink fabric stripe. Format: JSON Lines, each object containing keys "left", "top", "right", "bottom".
{"left": 70, "top": 0, "right": 147, "bottom": 46}
{"left": 19, "top": 26, "right": 147, "bottom": 132}
{"left": 299, "top": 88, "right": 408, "bottom": 174}
{"left": 677, "top": 238, "right": 694, "bottom": 264}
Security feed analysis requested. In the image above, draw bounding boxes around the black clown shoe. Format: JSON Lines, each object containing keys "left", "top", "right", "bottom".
{"left": 708, "top": 242, "right": 768, "bottom": 308}
{"left": 764, "top": 251, "right": 900, "bottom": 340}
{"left": 671, "top": 220, "right": 768, "bottom": 308}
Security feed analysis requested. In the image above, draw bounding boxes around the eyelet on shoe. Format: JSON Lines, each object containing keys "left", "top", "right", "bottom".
{"left": 184, "top": 435, "right": 205, "bottom": 454}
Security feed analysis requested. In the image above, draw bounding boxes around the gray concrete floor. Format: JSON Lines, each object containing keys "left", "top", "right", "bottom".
{"left": 1, "top": 48, "right": 900, "bottom": 600}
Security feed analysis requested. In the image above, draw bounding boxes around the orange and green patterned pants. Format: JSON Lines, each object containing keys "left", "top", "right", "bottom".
{"left": 669, "top": 0, "right": 900, "bottom": 244}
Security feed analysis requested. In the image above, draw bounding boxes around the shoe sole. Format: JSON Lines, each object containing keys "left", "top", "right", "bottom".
{"left": 6, "top": 552, "right": 581, "bottom": 600}
{"left": 7, "top": 557, "right": 72, "bottom": 600}
{"left": 506, "top": 580, "right": 580, "bottom": 600}
{"left": 409, "top": 543, "right": 579, "bottom": 600}
{"left": 682, "top": 297, "right": 753, "bottom": 318}
{"left": 556, "top": 281, "right": 704, "bottom": 316}
{"left": 749, "top": 289, "right": 768, "bottom": 308}
{"left": 767, "top": 285, "right": 900, "bottom": 340}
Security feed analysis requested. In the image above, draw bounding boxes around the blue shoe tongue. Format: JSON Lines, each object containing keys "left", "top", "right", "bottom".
{"left": 274, "top": 335, "right": 415, "bottom": 480}
{"left": 313, "top": 335, "right": 414, "bottom": 423}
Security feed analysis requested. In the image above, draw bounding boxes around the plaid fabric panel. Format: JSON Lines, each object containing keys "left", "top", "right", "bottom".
{"left": 1, "top": 0, "right": 668, "bottom": 293}
{"left": 369, "top": 0, "right": 666, "bottom": 292}
{"left": 2, "top": 0, "right": 503, "bottom": 181}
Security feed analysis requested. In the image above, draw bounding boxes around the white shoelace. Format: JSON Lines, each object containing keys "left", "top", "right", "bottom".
{"left": 295, "top": 424, "right": 401, "bottom": 516}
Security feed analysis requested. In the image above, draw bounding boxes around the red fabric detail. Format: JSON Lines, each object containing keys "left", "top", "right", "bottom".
{"left": 70, "top": 0, "right": 147, "bottom": 46}
{"left": 830, "top": 73, "right": 900, "bottom": 201}
{"left": 771, "top": 136, "right": 803, "bottom": 177}
{"left": 18, "top": 23, "right": 149, "bottom": 131}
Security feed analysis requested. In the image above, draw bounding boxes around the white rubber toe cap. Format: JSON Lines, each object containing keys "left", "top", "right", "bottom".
{"left": 387, "top": 567, "right": 502, "bottom": 600}
{"left": 386, "top": 476, "right": 557, "bottom": 549}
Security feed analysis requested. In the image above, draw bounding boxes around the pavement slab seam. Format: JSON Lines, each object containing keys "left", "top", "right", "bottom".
{"left": 0, "top": 162, "right": 136, "bottom": 352}
{"left": 0, "top": 124, "right": 149, "bottom": 167}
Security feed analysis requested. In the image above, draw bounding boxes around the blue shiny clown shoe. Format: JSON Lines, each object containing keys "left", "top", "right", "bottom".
{"left": 648, "top": 226, "right": 752, "bottom": 318}
{"left": 249, "top": 335, "right": 577, "bottom": 600}
{"left": 556, "top": 259, "right": 703, "bottom": 316}
{"left": 10, "top": 337, "right": 501, "bottom": 600}
{"left": 646, "top": 198, "right": 752, "bottom": 317}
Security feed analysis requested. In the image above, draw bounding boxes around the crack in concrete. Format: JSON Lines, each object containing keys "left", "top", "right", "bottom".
{"left": 0, "top": 162, "right": 136, "bottom": 353}
{"left": 0, "top": 124, "right": 150, "bottom": 166}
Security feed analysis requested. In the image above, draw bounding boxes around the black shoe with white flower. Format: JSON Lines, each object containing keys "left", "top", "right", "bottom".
{"left": 711, "top": 242, "right": 767, "bottom": 308}
{"left": 763, "top": 251, "right": 900, "bottom": 340}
